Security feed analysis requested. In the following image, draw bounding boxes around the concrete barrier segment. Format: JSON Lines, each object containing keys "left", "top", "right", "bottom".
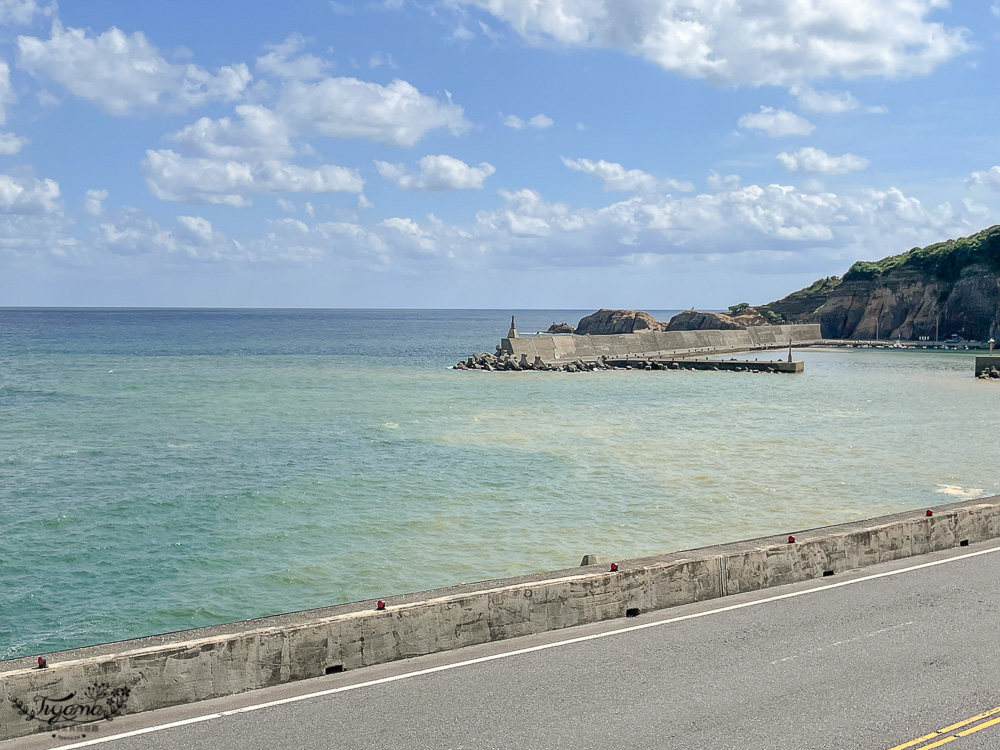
{"left": 1, "top": 495, "right": 997, "bottom": 741}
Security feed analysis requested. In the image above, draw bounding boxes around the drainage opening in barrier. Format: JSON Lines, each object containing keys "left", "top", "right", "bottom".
{"left": 626, "top": 608, "right": 640, "bottom": 618}
{"left": 823, "top": 570, "right": 834, "bottom": 577}
{"left": 325, "top": 664, "right": 344, "bottom": 675}
{"left": 960, "top": 540, "right": 970, "bottom": 547}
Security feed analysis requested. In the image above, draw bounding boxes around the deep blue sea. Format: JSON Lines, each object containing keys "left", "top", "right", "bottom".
{"left": 2, "top": 308, "right": 997, "bottom": 660}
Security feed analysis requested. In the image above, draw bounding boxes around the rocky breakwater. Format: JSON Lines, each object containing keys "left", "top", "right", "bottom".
{"left": 455, "top": 352, "right": 626, "bottom": 372}
{"left": 757, "top": 224, "right": 1000, "bottom": 341}
{"left": 978, "top": 366, "right": 1000, "bottom": 380}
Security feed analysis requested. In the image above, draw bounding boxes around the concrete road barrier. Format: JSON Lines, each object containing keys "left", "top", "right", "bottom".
{"left": 2, "top": 496, "right": 998, "bottom": 741}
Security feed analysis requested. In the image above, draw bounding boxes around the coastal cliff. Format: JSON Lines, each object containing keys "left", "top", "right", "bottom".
{"left": 761, "top": 225, "right": 1000, "bottom": 340}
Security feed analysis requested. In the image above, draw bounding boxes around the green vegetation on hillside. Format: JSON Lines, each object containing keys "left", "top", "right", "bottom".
{"left": 842, "top": 224, "right": 1000, "bottom": 283}
{"left": 784, "top": 275, "right": 842, "bottom": 299}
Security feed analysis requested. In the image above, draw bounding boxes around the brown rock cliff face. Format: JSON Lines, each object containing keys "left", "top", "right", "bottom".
{"left": 664, "top": 309, "right": 770, "bottom": 331}
{"left": 761, "top": 226, "right": 1000, "bottom": 340}
{"left": 574, "top": 309, "right": 664, "bottom": 335}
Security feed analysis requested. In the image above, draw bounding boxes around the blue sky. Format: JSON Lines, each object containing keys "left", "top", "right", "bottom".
{"left": 1, "top": 0, "right": 998, "bottom": 308}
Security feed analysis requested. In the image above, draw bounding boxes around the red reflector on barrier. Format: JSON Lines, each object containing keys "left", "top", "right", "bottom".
{"left": 376, "top": 600, "right": 385, "bottom": 610}
{"left": 926, "top": 510, "right": 933, "bottom": 517}
{"left": 610, "top": 563, "right": 618, "bottom": 572}
{"left": 787, "top": 535, "right": 796, "bottom": 543}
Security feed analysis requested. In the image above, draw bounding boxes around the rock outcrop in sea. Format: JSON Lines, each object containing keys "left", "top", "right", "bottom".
{"left": 758, "top": 224, "right": 1000, "bottom": 340}
{"left": 574, "top": 309, "right": 664, "bottom": 335}
{"left": 546, "top": 322, "right": 575, "bottom": 333}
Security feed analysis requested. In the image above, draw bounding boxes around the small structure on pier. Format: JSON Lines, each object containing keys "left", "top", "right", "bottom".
{"left": 507, "top": 315, "right": 518, "bottom": 339}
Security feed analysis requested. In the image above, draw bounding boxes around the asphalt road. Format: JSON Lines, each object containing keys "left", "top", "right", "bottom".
{"left": 7, "top": 541, "right": 1000, "bottom": 750}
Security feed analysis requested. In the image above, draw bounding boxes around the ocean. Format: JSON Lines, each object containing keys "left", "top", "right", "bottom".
{"left": 1, "top": 308, "right": 997, "bottom": 660}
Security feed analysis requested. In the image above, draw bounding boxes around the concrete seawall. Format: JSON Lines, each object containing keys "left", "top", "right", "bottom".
{"left": 3, "top": 495, "right": 998, "bottom": 741}
{"left": 501, "top": 323, "right": 822, "bottom": 363}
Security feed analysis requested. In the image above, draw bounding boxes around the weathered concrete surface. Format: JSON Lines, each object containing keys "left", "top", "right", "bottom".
{"left": 500, "top": 323, "right": 821, "bottom": 364}
{"left": 975, "top": 355, "right": 1000, "bottom": 376}
{"left": 2, "top": 495, "right": 997, "bottom": 741}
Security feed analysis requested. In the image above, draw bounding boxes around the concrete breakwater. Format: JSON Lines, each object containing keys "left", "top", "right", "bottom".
{"left": 455, "top": 323, "right": 822, "bottom": 371}
{"left": 3, "top": 495, "right": 999, "bottom": 741}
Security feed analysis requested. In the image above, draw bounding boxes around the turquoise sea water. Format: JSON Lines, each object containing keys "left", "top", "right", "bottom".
{"left": 2, "top": 308, "right": 998, "bottom": 660}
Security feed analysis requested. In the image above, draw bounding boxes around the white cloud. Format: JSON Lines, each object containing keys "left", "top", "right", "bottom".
{"left": 0, "top": 131, "right": 27, "bottom": 154}
{"left": 329, "top": 1, "right": 355, "bottom": 14}
{"left": 276, "top": 77, "right": 468, "bottom": 146}
{"left": 992, "top": 2, "right": 999, "bottom": 17}
{"left": 94, "top": 208, "right": 244, "bottom": 261}
{"left": 169, "top": 105, "right": 295, "bottom": 161}
{"left": 794, "top": 87, "right": 858, "bottom": 114}
{"left": 561, "top": 157, "right": 693, "bottom": 193}
{"left": 505, "top": 113, "right": 553, "bottom": 130}
{"left": 87, "top": 175, "right": 997, "bottom": 274}
{"left": 0, "top": 60, "right": 14, "bottom": 125}
{"left": 142, "top": 149, "right": 364, "bottom": 207}
{"left": 457, "top": 0, "right": 969, "bottom": 88}
{"left": 776, "top": 147, "right": 870, "bottom": 174}
{"left": 368, "top": 51, "right": 398, "bottom": 69}
{"left": 967, "top": 166, "right": 1000, "bottom": 192}
{"left": 707, "top": 171, "right": 741, "bottom": 190}
{"left": 17, "top": 22, "right": 252, "bottom": 115}
{"left": 0, "top": 0, "right": 53, "bottom": 25}
{"left": 256, "top": 34, "right": 330, "bottom": 81}
{"left": 0, "top": 172, "right": 60, "bottom": 214}
{"left": 738, "top": 107, "right": 815, "bottom": 137}
{"left": 84, "top": 188, "right": 108, "bottom": 216}
{"left": 0, "top": 169, "right": 72, "bottom": 259}
{"left": 375, "top": 154, "right": 495, "bottom": 191}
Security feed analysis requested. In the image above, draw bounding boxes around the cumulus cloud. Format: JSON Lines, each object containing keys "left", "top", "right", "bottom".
{"left": 0, "top": 0, "right": 53, "bottom": 25}
{"left": 86, "top": 175, "right": 997, "bottom": 274}
{"left": 528, "top": 113, "right": 553, "bottom": 128}
{"left": 0, "top": 60, "right": 13, "bottom": 124}
{"left": 794, "top": 87, "right": 858, "bottom": 114}
{"left": 967, "top": 166, "right": 1000, "bottom": 192}
{"left": 738, "top": 107, "right": 815, "bottom": 137}
{"left": 0, "top": 172, "right": 60, "bottom": 214}
{"left": 561, "top": 157, "right": 693, "bottom": 193}
{"left": 94, "top": 207, "right": 244, "bottom": 261}
{"left": 168, "top": 105, "right": 295, "bottom": 161}
{"left": 776, "top": 148, "right": 870, "bottom": 174}
{"left": 16, "top": 22, "right": 251, "bottom": 115}
{"left": 707, "top": 171, "right": 741, "bottom": 190}
{"left": 256, "top": 34, "right": 330, "bottom": 80}
{"left": 455, "top": 0, "right": 969, "bottom": 88}
{"left": 356, "top": 180, "right": 983, "bottom": 274}
{"left": 142, "top": 149, "right": 364, "bottom": 207}
{"left": 504, "top": 113, "right": 553, "bottom": 129}
{"left": 0, "top": 131, "right": 27, "bottom": 154}
{"left": 375, "top": 154, "right": 495, "bottom": 191}
{"left": 84, "top": 188, "right": 108, "bottom": 216}
{"left": 276, "top": 77, "right": 468, "bottom": 147}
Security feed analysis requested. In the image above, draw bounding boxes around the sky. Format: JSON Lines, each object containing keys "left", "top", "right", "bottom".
{"left": 0, "top": 0, "right": 999, "bottom": 309}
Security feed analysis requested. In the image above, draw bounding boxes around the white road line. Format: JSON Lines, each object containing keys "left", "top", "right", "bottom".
{"left": 48, "top": 543, "right": 1000, "bottom": 750}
